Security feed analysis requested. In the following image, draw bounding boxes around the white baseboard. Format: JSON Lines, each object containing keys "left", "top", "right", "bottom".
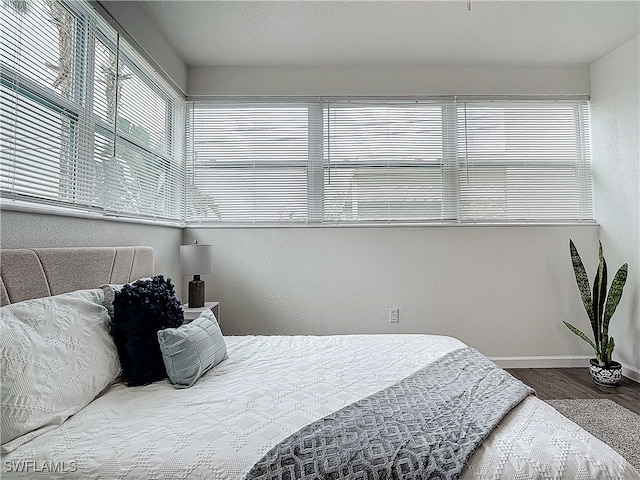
{"left": 622, "top": 364, "right": 640, "bottom": 383}
{"left": 491, "top": 356, "right": 640, "bottom": 383}
{"left": 490, "top": 355, "right": 592, "bottom": 369}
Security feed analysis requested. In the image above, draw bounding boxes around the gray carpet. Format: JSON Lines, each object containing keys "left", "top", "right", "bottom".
{"left": 547, "top": 399, "right": 640, "bottom": 471}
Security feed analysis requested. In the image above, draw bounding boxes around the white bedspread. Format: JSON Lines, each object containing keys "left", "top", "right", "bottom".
{"left": 2, "top": 335, "right": 637, "bottom": 479}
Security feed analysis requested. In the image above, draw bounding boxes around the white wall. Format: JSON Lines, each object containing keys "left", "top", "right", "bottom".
{"left": 0, "top": 211, "right": 184, "bottom": 298}
{"left": 590, "top": 35, "right": 640, "bottom": 380}
{"left": 98, "top": 1, "right": 187, "bottom": 94}
{"left": 186, "top": 226, "right": 599, "bottom": 360}
{"left": 185, "top": 62, "right": 606, "bottom": 365}
{"left": 188, "top": 64, "right": 589, "bottom": 97}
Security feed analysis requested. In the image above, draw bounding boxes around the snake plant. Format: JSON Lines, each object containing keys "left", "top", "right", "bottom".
{"left": 564, "top": 239, "right": 628, "bottom": 367}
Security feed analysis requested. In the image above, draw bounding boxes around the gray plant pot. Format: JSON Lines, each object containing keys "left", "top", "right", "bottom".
{"left": 589, "top": 359, "right": 622, "bottom": 387}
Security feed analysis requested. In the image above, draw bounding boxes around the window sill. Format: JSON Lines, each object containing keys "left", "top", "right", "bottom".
{"left": 185, "top": 221, "right": 598, "bottom": 229}
{"left": 0, "top": 198, "right": 185, "bottom": 228}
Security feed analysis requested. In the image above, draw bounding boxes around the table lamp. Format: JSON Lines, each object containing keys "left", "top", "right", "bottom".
{"left": 180, "top": 242, "right": 214, "bottom": 308}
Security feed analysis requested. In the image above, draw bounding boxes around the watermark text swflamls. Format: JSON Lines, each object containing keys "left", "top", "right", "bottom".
{"left": 4, "top": 460, "right": 78, "bottom": 473}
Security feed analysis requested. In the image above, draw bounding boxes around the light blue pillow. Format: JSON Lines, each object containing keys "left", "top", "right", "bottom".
{"left": 157, "top": 309, "right": 228, "bottom": 388}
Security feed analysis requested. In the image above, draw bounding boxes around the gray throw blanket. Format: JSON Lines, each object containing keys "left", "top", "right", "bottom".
{"left": 245, "top": 347, "right": 534, "bottom": 480}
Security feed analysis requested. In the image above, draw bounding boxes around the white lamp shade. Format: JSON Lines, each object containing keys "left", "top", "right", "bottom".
{"left": 180, "top": 244, "right": 214, "bottom": 275}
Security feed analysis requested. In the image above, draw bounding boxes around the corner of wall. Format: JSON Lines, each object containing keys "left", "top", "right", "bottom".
{"left": 98, "top": 0, "right": 187, "bottom": 94}
{"left": 589, "top": 34, "right": 640, "bottom": 375}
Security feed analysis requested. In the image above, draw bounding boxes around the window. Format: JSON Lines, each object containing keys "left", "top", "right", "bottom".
{"left": 187, "top": 103, "right": 310, "bottom": 223}
{"left": 1, "top": 0, "right": 185, "bottom": 222}
{"left": 457, "top": 100, "right": 592, "bottom": 222}
{"left": 1, "top": 1, "right": 592, "bottom": 227}
{"left": 187, "top": 98, "right": 592, "bottom": 225}
{"left": 324, "top": 101, "right": 454, "bottom": 223}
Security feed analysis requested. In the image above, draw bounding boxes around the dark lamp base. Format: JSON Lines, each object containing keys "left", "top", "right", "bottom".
{"left": 188, "top": 275, "right": 205, "bottom": 308}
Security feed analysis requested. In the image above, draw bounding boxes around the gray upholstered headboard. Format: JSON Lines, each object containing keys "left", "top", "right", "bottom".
{"left": 0, "top": 247, "right": 154, "bottom": 306}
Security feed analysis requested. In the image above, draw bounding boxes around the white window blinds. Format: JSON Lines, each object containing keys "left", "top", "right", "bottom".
{"left": 187, "top": 103, "right": 311, "bottom": 223}
{"left": 187, "top": 98, "right": 592, "bottom": 225}
{"left": 324, "top": 100, "right": 457, "bottom": 223}
{"left": 456, "top": 100, "right": 592, "bottom": 222}
{"left": 1, "top": 0, "right": 185, "bottom": 222}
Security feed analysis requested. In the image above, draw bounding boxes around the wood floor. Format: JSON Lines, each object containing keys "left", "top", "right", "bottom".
{"left": 506, "top": 368, "right": 640, "bottom": 415}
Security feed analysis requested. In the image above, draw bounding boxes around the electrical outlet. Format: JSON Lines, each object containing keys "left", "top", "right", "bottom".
{"left": 389, "top": 308, "right": 399, "bottom": 323}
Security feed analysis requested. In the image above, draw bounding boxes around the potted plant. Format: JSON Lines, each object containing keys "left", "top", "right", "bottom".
{"left": 563, "top": 239, "right": 628, "bottom": 387}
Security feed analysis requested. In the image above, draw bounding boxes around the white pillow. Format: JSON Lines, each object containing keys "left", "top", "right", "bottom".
{"left": 0, "top": 289, "right": 121, "bottom": 453}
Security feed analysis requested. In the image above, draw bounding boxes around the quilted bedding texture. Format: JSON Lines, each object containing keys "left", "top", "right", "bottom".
{"left": 2, "top": 335, "right": 638, "bottom": 479}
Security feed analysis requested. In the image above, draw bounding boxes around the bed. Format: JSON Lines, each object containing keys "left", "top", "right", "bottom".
{"left": 1, "top": 247, "right": 638, "bottom": 479}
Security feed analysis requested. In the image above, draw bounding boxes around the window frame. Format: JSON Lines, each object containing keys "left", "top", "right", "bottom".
{"left": 1, "top": 0, "right": 86, "bottom": 208}
{"left": 186, "top": 96, "right": 594, "bottom": 227}
{"left": 0, "top": 0, "right": 185, "bottom": 224}
{"left": 186, "top": 100, "right": 315, "bottom": 224}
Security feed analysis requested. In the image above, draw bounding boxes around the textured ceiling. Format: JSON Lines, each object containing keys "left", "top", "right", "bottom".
{"left": 136, "top": 0, "right": 640, "bottom": 67}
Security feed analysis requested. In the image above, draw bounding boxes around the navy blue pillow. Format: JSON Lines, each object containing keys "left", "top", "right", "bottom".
{"left": 111, "top": 275, "right": 184, "bottom": 386}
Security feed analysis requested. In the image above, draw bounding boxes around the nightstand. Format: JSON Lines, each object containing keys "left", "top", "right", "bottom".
{"left": 182, "top": 302, "right": 220, "bottom": 324}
